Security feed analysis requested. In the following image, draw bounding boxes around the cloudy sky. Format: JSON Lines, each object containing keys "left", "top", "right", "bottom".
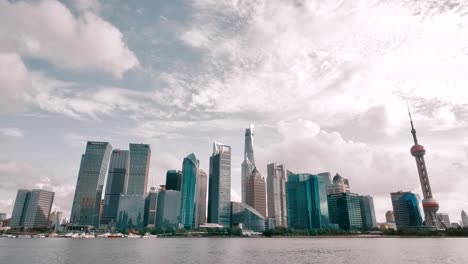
{"left": 1, "top": 0, "right": 468, "bottom": 223}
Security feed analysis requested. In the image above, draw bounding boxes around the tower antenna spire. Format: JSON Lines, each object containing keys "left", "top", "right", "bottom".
{"left": 407, "top": 101, "right": 418, "bottom": 144}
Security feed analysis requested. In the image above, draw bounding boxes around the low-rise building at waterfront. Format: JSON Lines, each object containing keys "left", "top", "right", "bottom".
{"left": 231, "top": 202, "right": 265, "bottom": 232}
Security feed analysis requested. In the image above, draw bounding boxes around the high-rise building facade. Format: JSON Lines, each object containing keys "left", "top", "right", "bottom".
{"left": 385, "top": 210, "right": 395, "bottom": 223}
{"left": 327, "top": 174, "right": 350, "bottom": 194}
{"left": 246, "top": 167, "right": 266, "bottom": 217}
{"left": 267, "top": 163, "right": 287, "bottom": 227}
{"left": 116, "top": 194, "right": 145, "bottom": 230}
{"left": 10, "top": 189, "right": 31, "bottom": 228}
{"left": 436, "top": 213, "right": 451, "bottom": 229}
{"left": 179, "top": 153, "right": 199, "bottom": 230}
{"left": 101, "top": 149, "right": 130, "bottom": 228}
{"left": 231, "top": 201, "right": 265, "bottom": 232}
{"left": 166, "top": 170, "right": 182, "bottom": 191}
{"left": 407, "top": 108, "right": 440, "bottom": 229}
{"left": 71, "top": 141, "right": 112, "bottom": 227}
{"left": 143, "top": 187, "right": 158, "bottom": 228}
{"left": 462, "top": 210, "right": 468, "bottom": 228}
{"left": 241, "top": 124, "right": 255, "bottom": 203}
{"left": 391, "top": 191, "right": 423, "bottom": 230}
{"left": 156, "top": 188, "right": 181, "bottom": 229}
{"left": 10, "top": 189, "right": 54, "bottom": 229}
{"left": 286, "top": 173, "right": 330, "bottom": 229}
{"left": 328, "top": 192, "right": 362, "bottom": 230}
{"left": 195, "top": 169, "right": 207, "bottom": 228}
{"left": 127, "top": 144, "right": 151, "bottom": 195}
{"left": 208, "top": 142, "right": 231, "bottom": 227}
{"left": 359, "top": 195, "right": 377, "bottom": 230}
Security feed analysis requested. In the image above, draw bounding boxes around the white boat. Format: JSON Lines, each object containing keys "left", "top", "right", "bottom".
{"left": 97, "top": 233, "right": 110, "bottom": 238}
{"left": 126, "top": 233, "right": 141, "bottom": 238}
{"left": 32, "top": 234, "right": 46, "bottom": 238}
{"left": 107, "top": 233, "right": 124, "bottom": 238}
{"left": 16, "top": 235, "right": 32, "bottom": 239}
{"left": 142, "top": 233, "right": 157, "bottom": 238}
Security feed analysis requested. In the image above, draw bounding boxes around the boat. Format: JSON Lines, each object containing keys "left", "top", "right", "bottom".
{"left": 107, "top": 233, "right": 124, "bottom": 238}
{"left": 96, "top": 233, "right": 110, "bottom": 238}
{"left": 126, "top": 233, "right": 141, "bottom": 238}
{"left": 32, "top": 234, "right": 46, "bottom": 238}
{"left": 16, "top": 235, "right": 32, "bottom": 239}
{"left": 142, "top": 232, "right": 157, "bottom": 238}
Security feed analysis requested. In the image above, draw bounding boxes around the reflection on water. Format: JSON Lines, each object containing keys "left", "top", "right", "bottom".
{"left": 1, "top": 237, "right": 467, "bottom": 264}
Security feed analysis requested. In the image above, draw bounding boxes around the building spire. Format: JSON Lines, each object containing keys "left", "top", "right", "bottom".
{"left": 407, "top": 102, "right": 418, "bottom": 145}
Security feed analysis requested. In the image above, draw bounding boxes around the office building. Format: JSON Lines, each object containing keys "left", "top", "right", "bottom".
{"left": 165, "top": 170, "right": 182, "bottom": 191}
{"left": 0, "top": 213, "right": 6, "bottom": 221}
{"left": 359, "top": 195, "right": 377, "bottom": 230}
{"left": 50, "top": 211, "right": 63, "bottom": 232}
{"left": 241, "top": 124, "right": 255, "bottom": 203}
{"left": 179, "top": 153, "right": 199, "bottom": 230}
{"left": 328, "top": 192, "right": 362, "bottom": 230}
{"left": 286, "top": 173, "right": 330, "bottom": 229}
{"left": 10, "top": 189, "right": 54, "bottom": 229}
{"left": 144, "top": 187, "right": 158, "bottom": 228}
{"left": 391, "top": 191, "right": 423, "bottom": 230}
{"left": 156, "top": 188, "right": 181, "bottom": 229}
{"left": 246, "top": 167, "right": 266, "bottom": 217}
{"left": 127, "top": 144, "right": 151, "bottom": 195}
{"left": 71, "top": 141, "right": 112, "bottom": 227}
{"left": 101, "top": 149, "right": 130, "bottom": 228}
{"left": 231, "top": 201, "right": 265, "bottom": 232}
{"left": 407, "top": 108, "right": 440, "bottom": 229}
{"left": 116, "top": 194, "right": 145, "bottom": 230}
{"left": 437, "top": 213, "right": 451, "bottom": 229}
{"left": 196, "top": 169, "right": 207, "bottom": 228}
{"left": 385, "top": 210, "right": 395, "bottom": 223}
{"left": 462, "top": 210, "right": 468, "bottom": 228}
{"left": 208, "top": 142, "right": 231, "bottom": 227}
{"left": 267, "top": 163, "right": 287, "bottom": 227}
{"left": 328, "top": 173, "right": 350, "bottom": 194}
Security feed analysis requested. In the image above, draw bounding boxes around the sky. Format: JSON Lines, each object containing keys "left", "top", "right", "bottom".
{"left": 1, "top": 0, "right": 468, "bottom": 223}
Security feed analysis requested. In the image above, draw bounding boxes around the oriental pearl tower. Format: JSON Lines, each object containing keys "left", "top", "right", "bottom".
{"left": 408, "top": 105, "right": 441, "bottom": 229}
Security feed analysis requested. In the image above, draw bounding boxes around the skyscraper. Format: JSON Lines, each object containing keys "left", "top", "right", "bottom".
{"left": 241, "top": 124, "right": 255, "bottom": 203}
{"left": 71, "top": 141, "right": 112, "bottom": 227}
{"left": 10, "top": 189, "right": 31, "bottom": 228}
{"left": 359, "top": 195, "right": 377, "bottom": 230}
{"left": 436, "top": 213, "right": 451, "bottom": 229}
{"left": 101, "top": 149, "right": 130, "bottom": 228}
{"left": 116, "top": 194, "right": 145, "bottom": 230}
{"left": 407, "top": 107, "right": 440, "bottom": 229}
{"left": 143, "top": 187, "right": 158, "bottom": 228}
{"left": 267, "top": 163, "right": 288, "bottom": 227}
{"left": 208, "top": 142, "right": 231, "bottom": 227}
{"left": 156, "top": 187, "right": 181, "bottom": 230}
{"left": 195, "top": 169, "right": 207, "bottom": 228}
{"left": 286, "top": 173, "right": 330, "bottom": 229}
{"left": 179, "top": 153, "right": 199, "bottom": 230}
{"left": 165, "top": 170, "right": 182, "bottom": 191}
{"left": 327, "top": 174, "right": 350, "bottom": 194}
{"left": 461, "top": 210, "right": 468, "bottom": 228}
{"left": 127, "top": 143, "right": 151, "bottom": 195}
{"left": 328, "top": 192, "right": 362, "bottom": 230}
{"left": 10, "top": 189, "right": 54, "bottom": 229}
{"left": 391, "top": 191, "right": 423, "bottom": 230}
{"left": 246, "top": 167, "right": 266, "bottom": 217}
{"left": 385, "top": 210, "right": 395, "bottom": 223}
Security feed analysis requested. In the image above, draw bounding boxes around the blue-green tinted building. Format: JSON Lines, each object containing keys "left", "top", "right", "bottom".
{"left": 286, "top": 173, "right": 330, "bottom": 229}
{"left": 391, "top": 191, "right": 423, "bottom": 230}
{"left": 116, "top": 194, "right": 145, "bottom": 230}
{"left": 359, "top": 195, "right": 377, "bottom": 230}
{"left": 179, "top": 153, "right": 199, "bottom": 230}
{"left": 166, "top": 170, "right": 182, "bottom": 191}
{"left": 156, "top": 190, "right": 181, "bottom": 230}
{"left": 144, "top": 188, "right": 158, "bottom": 228}
{"left": 10, "top": 189, "right": 31, "bottom": 228}
{"left": 127, "top": 144, "right": 151, "bottom": 195}
{"left": 328, "top": 192, "right": 363, "bottom": 230}
{"left": 208, "top": 142, "right": 231, "bottom": 227}
{"left": 231, "top": 202, "right": 265, "bottom": 232}
{"left": 71, "top": 141, "right": 112, "bottom": 227}
{"left": 101, "top": 150, "right": 130, "bottom": 228}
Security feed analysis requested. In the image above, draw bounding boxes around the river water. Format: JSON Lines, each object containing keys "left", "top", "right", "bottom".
{"left": 1, "top": 237, "right": 467, "bottom": 264}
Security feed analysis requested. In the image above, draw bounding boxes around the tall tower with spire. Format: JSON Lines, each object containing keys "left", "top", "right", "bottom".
{"left": 241, "top": 124, "right": 255, "bottom": 203}
{"left": 407, "top": 105, "right": 440, "bottom": 229}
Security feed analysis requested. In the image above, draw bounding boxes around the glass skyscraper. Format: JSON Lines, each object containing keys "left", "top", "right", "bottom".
{"left": 156, "top": 189, "right": 181, "bottom": 229}
{"left": 328, "top": 192, "right": 363, "bottom": 230}
{"left": 10, "top": 189, "right": 54, "bottom": 228}
{"left": 246, "top": 167, "right": 266, "bottom": 217}
{"left": 10, "top": 189, "right": 31, "bottom": 228}
{"left": 286, "top": 173, "right": 330, "bottom": 229}
{"left": 241, "top": 124, "right": 255, "bottom": 204}
{"left": 71, "top": 141, "right": 112, "bottom": 227}
{"left": 208, "top": 142, "right": 231, "bottom": 227}
{"left": 391, "top": 191, "right": 423, "bottom": 230}
{"left": 267, "top": 163, "right": 287, "bottom": 227}
{"left": 359, "top": 195, "right": 377, "bottom": 230}
{"left": 165, "top": 170, "right": 182, "bottom": 191}
{"left": 100, "top": 149, "right": 130, "bottom": 229}
{"left": 195, "top": 169, "right": 207, "bottom": 228}
{"left": 127, "top": 143, "right": 151, "bottom": 195}
{"left": 179, "top": 153, "right": 199, "bottom": 230}
{"left": 231, "top": 201, "right": 265, "bottom": 232}
{"left": 144, "top": 187, "right": 158, "bottom": 228}
{"left": 116, "top": 194, "right": 145, "bottom": 230}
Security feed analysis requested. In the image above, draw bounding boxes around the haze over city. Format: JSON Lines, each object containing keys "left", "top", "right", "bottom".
{"left": 1, "top": 0, "right": 468, "bottom": 225}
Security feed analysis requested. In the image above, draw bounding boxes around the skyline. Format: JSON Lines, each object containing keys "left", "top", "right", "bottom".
{"left": 1, "top": 0, "right": 468, "bottom": 224}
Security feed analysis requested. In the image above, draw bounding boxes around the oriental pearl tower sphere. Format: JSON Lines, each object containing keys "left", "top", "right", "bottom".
{"left": 408, "top": 105, "right": 440, "bottom": 229}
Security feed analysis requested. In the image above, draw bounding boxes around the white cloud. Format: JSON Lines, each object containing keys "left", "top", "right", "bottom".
{"left": 0, "top": 53, "right": 29, "bottom": 113}
{"left": 0, "top": 0, "right": 138, "bottom": 78}
{"left": 0, "top": 127, "right": 25, "bottom": 138}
